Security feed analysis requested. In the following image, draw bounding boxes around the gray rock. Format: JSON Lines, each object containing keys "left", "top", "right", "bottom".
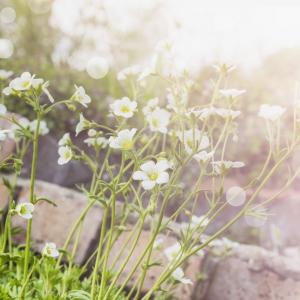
{"left": 203, "top": 244, "right": 300, "bottom": 300}
{"left": 22, "top": 135, "right": 92, "bottom": 187}
{"left": 12, "top": 180, "right": 103, "bottom": 264}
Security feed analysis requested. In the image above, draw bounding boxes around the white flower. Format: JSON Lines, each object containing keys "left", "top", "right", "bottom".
{"left": 142, "top": 98, "right": 159, "bottom": 116}
{"left": 132, "top": 159, "right": 170, "bottom": 190}
{"left": 32, "top": 78, "right": 44, "bottom": 89}
{"left": 84, "top": 136, "right": 108, "bottom": 148}
{"left": 216, "top": 108, "right": 241, "bottom": 119}
{"left": 109, "top": 128, "right": 137, "bottom": 151}
{"left": 212, "top": 160, "right": 245, "bottom": 174}
{"left": 164, "top": 243, "right": 182, "bottom": 261}
{"left": 186, "top": 106, "right": 218, "bottom": 120}
{"left": 181, "top": 215, "right": 209, "bottom": 232}
{"left": 0, "top": 69, "right": 13, "bottom": 80}
{"left": 258, "top": 104, "right": 286, "bottom": 121}
{"left": 88, "top": 129, "right": 97, "bottom": 137}
{"left": 8, "top": 117, "right": 30, "bottom": 139}
{"left": 73, "top": 85, "right": 91, "bottom": 107}
{"left": 15, "top": 202, "right": 34, "bottom": 219}
{"left": 110, "top": 97, "right": 137, "bottom": 118}
{"left": 193, "top": 151, "right": 214, "bottom": 163}
{"left": 42, "top": 242, "right": 59, "bottom": 258}
{"left": 9, "top": 72, "right": 43, "bottom": 91}
{"left": 146, "top": 108, "right": 170, "bottom": 134}
{"left": 30, "top": 120, "right": 49, "bottom": 135}
{"left": 171, "top": 268, "right": 192, "bottom": 285}
{"left": 117, "top": 65, "right": 140, "bottom": 81}
{"left": 209, "top": 237, "right": 238, "bottom": 249}
{"left": 75, "top": 113, "right": 89, "bottom": 136}
{"left": 191, "top": 215, "right": 209, "bottom": 228}
{"left": 58, "top": 133, "right": 71, "bottom": 146}
{"left": 0, "top": 103, "right": 7, "bottom": 115}
{"left": 58, "top": 146, "right": 72, "bottom": 165}
{"left": 226, "top": 186, "right": 246, "bottom": 207}
{"left": 2, "top": 86, "right": 12, "bottom": 96}
{"left": 219, "top": 89, "right": 246, "bottom": 99}
{"left": 166, "top": 91, "right": 188, "bottom": 113}
{"left": 177, "top": 129, "right": 209, "bottom": 154}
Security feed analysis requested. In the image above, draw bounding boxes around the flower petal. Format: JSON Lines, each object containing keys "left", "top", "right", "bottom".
{"left": 140, "top": 161, "right": 155, "bottom": 172}
{"left": 132, "top": 171, "right": 148, "bottom": 181}
{"left": 156, "top": 159, "right": 170, "bottom": 171}
{"left": 156, "top": 172, "right": 169, "bottom": 184}
{"left": 142, "top": 180, "right": 156, "bottom": 190}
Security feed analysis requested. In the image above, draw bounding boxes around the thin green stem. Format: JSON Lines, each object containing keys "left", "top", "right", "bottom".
{"left": 90, "top": 206, "right": 109, "bottom": 299}
{"left": 23, "top": 110, "right": 41, "bottom": 284}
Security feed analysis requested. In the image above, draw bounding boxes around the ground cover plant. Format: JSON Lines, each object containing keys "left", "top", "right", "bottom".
{"left": 0, "top": 61, "right": 299, "bottom": 300}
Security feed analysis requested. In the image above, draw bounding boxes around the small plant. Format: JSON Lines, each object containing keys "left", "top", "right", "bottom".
{"left": 0, "top": 59, "right": 299, "bottom": 300}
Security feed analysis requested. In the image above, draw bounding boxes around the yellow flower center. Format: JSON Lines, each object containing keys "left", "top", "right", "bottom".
{"left": 148, "top": 171, "right": 159, "bottom": 181}
{"left": 20, "top": 206, "right": 27, "bottom": 215}
{"left": 64, "top": 151, "right": 71, "bottom": 160}
{"left": 152, "top": 118, "right": 160, "bottom": 128}
{"left": 120, "top": 139, "right": 133, "bottom": 150}
{"left": 121, "top": 105, "right": 130, "bottom": 113}
{"left": 22, "top": 81, "right": 31, "bottom": 88}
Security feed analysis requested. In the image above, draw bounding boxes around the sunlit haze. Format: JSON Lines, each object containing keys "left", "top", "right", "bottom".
{"left": 51, "top": 0, "right": 300, "bottom": 72}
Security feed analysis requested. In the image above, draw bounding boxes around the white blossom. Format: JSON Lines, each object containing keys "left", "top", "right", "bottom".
{"left": 58, "top": 133, "right": 71, "bottom": 146}
{"left": 15, "top": 202, "right": 34, "bottom": 219}
{"left": 219, "top": 89, "right": 246, "bottom": 99}
{"left": 84, "top": 136, "right": 108, "bottom": 148}
{"left": 171, "top": 267, "right": 192, "bottom": 285}
{"left": 133, "top": 159, "right": 170, "bottom": 190}
{"left": 0, "top": 69, "right": 13, "bottom": 80}
{"left": 142, "top": 98, "right": 159, "bottom": 116}
{"left": 110, "top": 97, "right": 137, "bottom": 118}
{"left": 164, "top": 243, "right": 182, "bottom": 261}
{"left": 58, "top": 146, "right": 72, "bottom": 165}
{"left": 186, "top": 106, "right": 218, "bottom": 120}
{"left": 8, "top": 117, "right": 30, "bottom": 139}
{"left": 209, "top": 237, "right": 238, "bottom": 249}
{"left": 193, "top": 150, "right": 214, "bottom": 163}
{"left": 9, "top": 72, "right": 43, "bottom": 91}
{"left": 177, "top": 129, "right": 209, "bottom": 154}
{"left": 191, "top": 215, "right": 209, "bottom": 228}
{"left": 216, "top": 108, "right": 241, "bottom": 119}
{"left": 146, "top": 108, "right": 170, "bottom": 134}
{"left": 73, "top": 85, "right": 91, "bottom": 108}
{"left": 212, "top": 160, "right": 245, "bottom": 174}
{"left": 2, "top": 86, "right": 12, "bottom": 96}
{"left": 75, "top": 113, "right": 89, "bottom": 136}
{"left": 258, "top": 104, "right": 286, "bottom": 121}
{"left": 42, "top": 242, "right": 59, "bottom": 258}
{"left": 109, "top": 128, "right": 137, "bottom": 151}
{"left": 166, "top": 91, "right": 188, "bottom": 113}
{"left": 29, "top": 120, "right": 49, "bottom": 135}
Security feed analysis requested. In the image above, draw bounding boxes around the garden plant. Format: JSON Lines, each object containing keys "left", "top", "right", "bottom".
{"left": 0, "top": 61, "right": 299, "bottom": 300}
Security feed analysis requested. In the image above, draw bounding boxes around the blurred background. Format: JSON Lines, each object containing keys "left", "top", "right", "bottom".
{"left": 1, "top": 0, "right": 300, "bottom": 248}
